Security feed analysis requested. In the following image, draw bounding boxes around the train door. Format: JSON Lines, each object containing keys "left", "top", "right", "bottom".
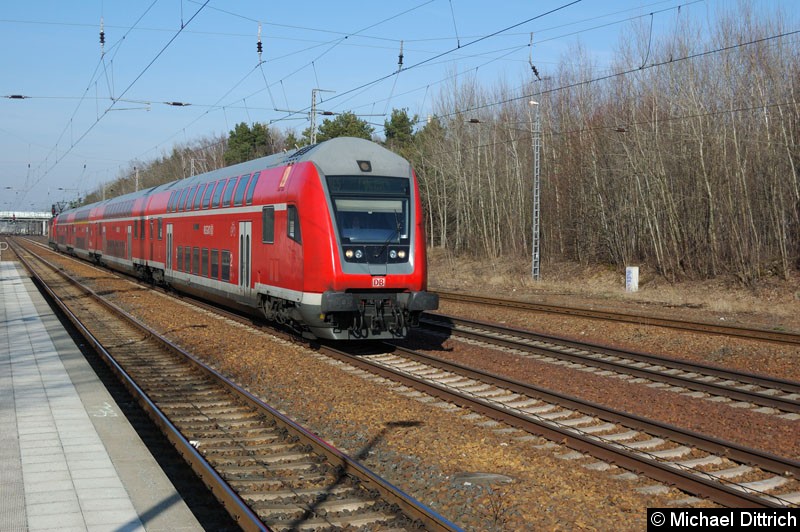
{"left": 238, "top": 221, "right": 252, "bottom": 295}
{"left": 166, "top": 223, "right": 173, "bottom": 272}
{"left": 285, "top": 204, "right": 304, "bottom": 291}
{"left": 141, "top": 217, "right": 147, "bottom": 262}
{"left": 149, "top": 219, "right": 154, "bottom": 261}
{"left": 137, "top": 217, "right": 145, "bottom": 262}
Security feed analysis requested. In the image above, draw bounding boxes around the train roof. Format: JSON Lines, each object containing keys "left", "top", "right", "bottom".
{"left": 56, "top": 137, "right": 410, "bottom": 218}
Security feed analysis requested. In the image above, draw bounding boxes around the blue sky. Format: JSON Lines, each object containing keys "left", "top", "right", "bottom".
{"left": 1, "top": 0, "right": 796, "bottom": 211}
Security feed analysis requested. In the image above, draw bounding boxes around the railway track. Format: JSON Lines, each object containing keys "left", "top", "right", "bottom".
{"left": 419, "top": 314, "right": 800, "bottom": 418}
{"left": 11, "top": 239, "right": 459, "bottom": 532}
{"left": 325, "top": 343, "right": 800, "bottom": 508}
{"left": 17, "top": 237, "right": 799, "bottom": 510}
{"left": 434, "top": 290, "right": 800, "bottom": 346}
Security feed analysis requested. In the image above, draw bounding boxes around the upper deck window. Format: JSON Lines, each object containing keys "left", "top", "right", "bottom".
{"left": 245, "top": 172, "right": 260, "bottom": 205}
{"left": 202, "top": 182, "right": 215, "bottom": 209}
{"left": 222, "top": 176, "right": 238, "bottom": 207}
{"left": 183, "top": 186, "right": 197, "bottom": 211}
{"left": 193, "top": 184, "right": 207, "bottom": 210}
{"left": 233, "top": 174, "right": 251, "bottom": 207}
{"left": 177, "top": 188, "right": 189, "bottom": 212}
{"left": 211, "top": 180, "right": 226, "bottom": 208}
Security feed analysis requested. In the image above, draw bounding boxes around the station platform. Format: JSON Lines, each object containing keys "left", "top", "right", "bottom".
{"left": 0, "top": 261, "right": 204, "bottom": 532}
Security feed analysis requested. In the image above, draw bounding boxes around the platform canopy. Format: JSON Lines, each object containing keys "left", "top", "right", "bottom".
{"left": 0, "top": 211, "right": 51, "bottom": 235}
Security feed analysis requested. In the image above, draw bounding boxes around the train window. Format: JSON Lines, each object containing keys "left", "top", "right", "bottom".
{"left": 167, "top": 191, "right": 175, "bottom": 212}
{"left": 183, "top": 186, "right": 196, "bottom": 211}
{"left": 211, "top": 180, "right": 225, "bottom": 208}
{"left": 245, "top": 172, "right": 260, "bottom": 205}
{"left": 176, "top": 188, "right": 186, "bottom": 212}
{"left": 141, "top": 218, "right": 146, "bottom": 239}
{"left": 262, "top": 206, "right": 274, "bottom": 243}
{"left": 177, "top": 246, "right": 183, "bottom": 271}
{"left": 149, "top": 219, "right": 154, "bottom": 239}
{"left": 158, "top": 218, "right": 163, "bottom": 240}
{"left": 190, "top": 187, "right": 200, "bottom": 209}
{"left": 221, "top": 250, "right": 231, "bottom": 281}
{"left": 287, "top": 205, "right": 301, "bottom": 244}
{"left": 201, "top": 248, "right": 209, "bottom": 277}
{"left": 222, "top": 176, "right": 237, "bottom": 207}
{"left": 211, "top": 249, "right": 219, "bottom": 278}
{"left": 332, "top": 197, "right": 409, "bottom": 245}
{"left": 182, "top": 188, "right": 192, "bottom": 211}
{"left": 233, "top": 174, "right": 251, "bottom": 206}
{"left": 192, "top": 247, "right": 200, "bottom": 275}
{"left": 193, "top": 184, "right": 206, "bottom": 210}
{"left": 134, "top": 219, "right": 138, "bottom": 239}
{"left": 203, "top": 182, "right": 219, "bottom": 209}
{"left": 202, "top": 182, "right": 214, "bottom": 209}
{"left": 184, "top": 247, "right": 191, "bottom": 273}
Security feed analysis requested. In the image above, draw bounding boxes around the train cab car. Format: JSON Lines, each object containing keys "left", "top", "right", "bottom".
{"left": 48, "top": 137, "right": 438, "bottom": 340}
{"left": 264, "top": 138, "right": 439, "bottom": 339}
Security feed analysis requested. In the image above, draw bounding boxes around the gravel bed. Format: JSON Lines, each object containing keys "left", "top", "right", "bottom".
{"left": 28, "top": 252, "right": 723, "bottom": 530}
{"left": 426, "top": 297, "right": 799, "bottom": 459}
{"left": 432, "top": 297, "right": 800, "bottom": 383}
{"left": 399, "top": 330, "right": 800, "bottom": 459}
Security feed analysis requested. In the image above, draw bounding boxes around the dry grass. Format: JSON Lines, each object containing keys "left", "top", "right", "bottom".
{"left": 427, "top": 248, "right": 800, "bottom": 329}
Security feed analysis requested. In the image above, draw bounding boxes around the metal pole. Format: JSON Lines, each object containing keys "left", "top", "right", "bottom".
{"left": 310, "top": 89, "right": 318, "bottom": 145}
{"left": 530, "top": 101, "right": 541, "bottom": 281}
{"left": 310, "top": 88, "right": 335, "bottom": 145}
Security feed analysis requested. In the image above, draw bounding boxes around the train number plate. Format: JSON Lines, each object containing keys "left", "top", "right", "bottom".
{"left": 372, "top": 277, "right": 386, "bottom": 288}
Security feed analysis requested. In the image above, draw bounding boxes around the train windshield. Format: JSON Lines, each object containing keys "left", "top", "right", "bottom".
{"left": 326, "top": 176, "right": 409, "bottom": 244}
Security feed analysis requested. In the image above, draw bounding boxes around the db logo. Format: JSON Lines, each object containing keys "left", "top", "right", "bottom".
{"left": 372, "top": 277, "right": 386, "bottom": 288}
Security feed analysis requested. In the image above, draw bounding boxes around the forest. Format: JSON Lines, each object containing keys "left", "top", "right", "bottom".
{"left": 84, "top": 4, "right": 799, "bottom": 284}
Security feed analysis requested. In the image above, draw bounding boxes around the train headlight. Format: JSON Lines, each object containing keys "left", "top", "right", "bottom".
{"left": 398, "top": 250, "right": 407, "bottom": 259}
{"left": 345, "top": 249, "right": 354, "bottom": 259}
{"left": 355, "top": 249, "right": 364, "bottom": 259}
{"left": 389, "top": 250, "right": 397, "bottom": 259}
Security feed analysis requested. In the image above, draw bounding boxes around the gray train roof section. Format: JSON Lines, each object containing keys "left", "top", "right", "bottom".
{"left": 288, "top": 137, "right": 412, "bottom": 178}
{"left": 58, "top": 137, "right": 411, "bottom": 217}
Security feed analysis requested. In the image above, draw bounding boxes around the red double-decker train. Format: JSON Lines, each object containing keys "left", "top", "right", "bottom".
{"left": 49, "top": 137, "right": 438, "bottom": 340}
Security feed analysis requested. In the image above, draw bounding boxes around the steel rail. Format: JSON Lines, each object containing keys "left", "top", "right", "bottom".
{"left": 320, "top": 343, "right": 799, "bottom": 508}
{"left": 11, "top": 240, "right": 270, "bottom": 531}
{"left": 420, "top": 314, "right": 800, "bottom": 413}
{"left": 434, "top": 290, "right": 800, "bottom": 346}
{"left": 12, "top": 239, "right": 460, "bottom": 532}
{"left": 23, "top": 238, "right": 795, "bottom": 509}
